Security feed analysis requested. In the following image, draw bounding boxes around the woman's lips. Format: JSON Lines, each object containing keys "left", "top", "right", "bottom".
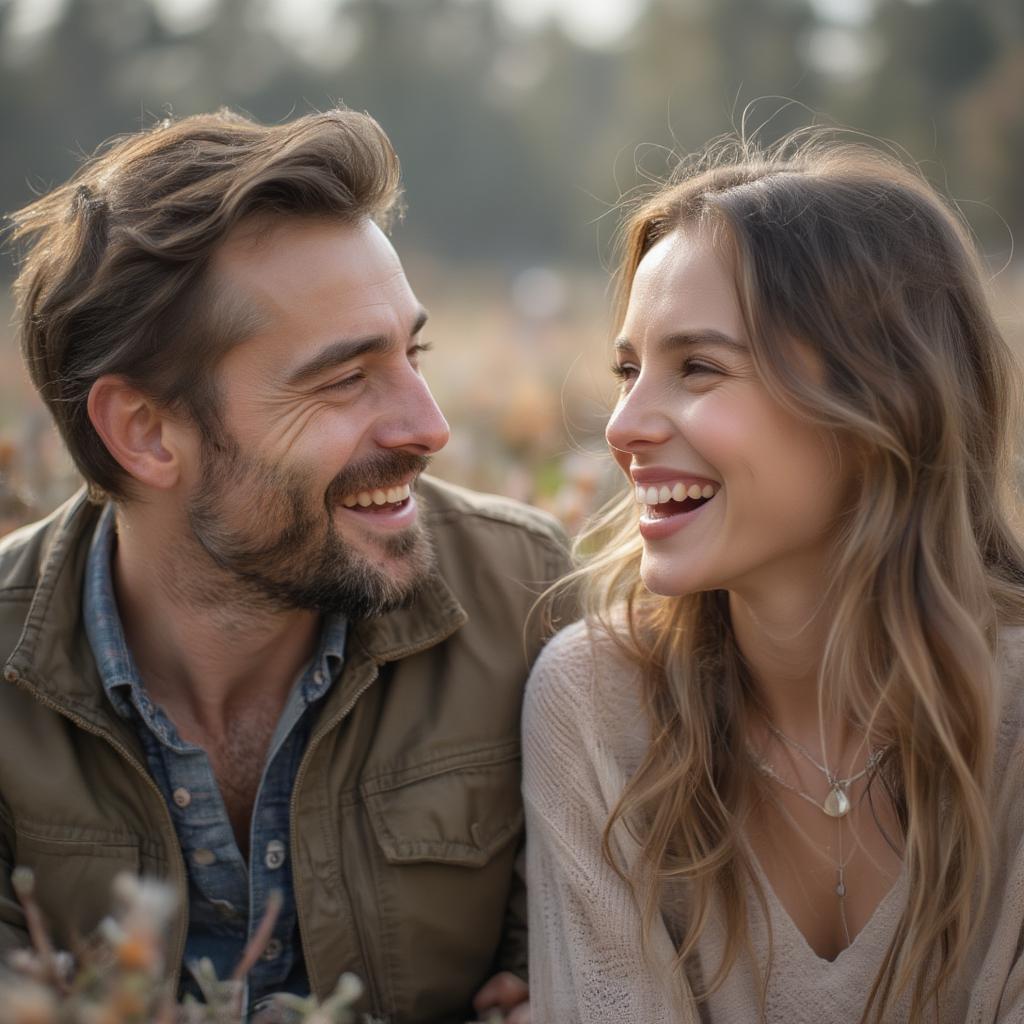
{"left": 637, "top": 489, "right": 717, "bottom": 541}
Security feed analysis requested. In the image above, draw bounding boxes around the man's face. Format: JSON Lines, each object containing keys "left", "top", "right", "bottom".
{"left": 183, "top": 216, "right": 450, "bottom": 618}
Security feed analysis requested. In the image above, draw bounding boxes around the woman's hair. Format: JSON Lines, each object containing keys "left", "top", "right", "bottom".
{"left": 575, "top": 132, "right": 1024, "bottom": 1021}
{"left": 8, "top": 107, "right": 401, "bottom": 502}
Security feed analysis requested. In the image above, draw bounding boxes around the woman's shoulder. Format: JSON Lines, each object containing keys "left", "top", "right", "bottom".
{"left": 994, "top": 625, "right": 1024, "bottom": 762}
{"left": 525, "top": 616, "right": 649, "bottom": 758}
{"left": 529, "top": 616, "right": 642, "bottom": 696}
{"left": 996, "top": 624, "right": 1024, "bottom": 723}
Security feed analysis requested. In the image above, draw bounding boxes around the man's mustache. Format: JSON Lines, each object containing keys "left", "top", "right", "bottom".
{"left": 325, "top": 451, "right": 431, "bottom": 503}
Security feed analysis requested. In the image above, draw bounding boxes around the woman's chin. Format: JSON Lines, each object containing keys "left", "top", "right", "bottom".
{"left": 640, "top": 565, "right": 697, "bottom": 598}
{"left": 639, "top": 552, "right": 728, "bottom": 598}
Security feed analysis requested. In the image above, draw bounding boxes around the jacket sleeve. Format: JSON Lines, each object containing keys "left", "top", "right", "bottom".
{"left": 494, "top": 525, "right": 575, "bottom": 983}
{"left": 493, "top": 843, "right": 528, "bottom": 981}
{"left": 0, "top": 803, "right": 29, "bottom": 953}
{"left": 521, "top": 625, "right": 697, "bottom": 1024}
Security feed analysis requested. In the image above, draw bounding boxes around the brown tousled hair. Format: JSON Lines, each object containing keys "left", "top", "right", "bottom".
{"left": 572, "top": 133, "right": 1024, "bottom": 1021}
{"left": 8, "top": 108, "right": 402, "bottom": 501}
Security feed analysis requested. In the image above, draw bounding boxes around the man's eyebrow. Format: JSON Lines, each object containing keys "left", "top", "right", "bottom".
{"left": 286, "top": 309, "right": 429, "bottom": 388}
{"left": 614, "top": 329, "right": 746, "bottom": 355}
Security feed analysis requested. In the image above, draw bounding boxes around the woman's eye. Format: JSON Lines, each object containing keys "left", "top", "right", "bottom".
{"left": 682, "top": 359, "right": 721, "bottom": 377}
{"left": 611, "top": 362, "right": 639, "bottom": 384}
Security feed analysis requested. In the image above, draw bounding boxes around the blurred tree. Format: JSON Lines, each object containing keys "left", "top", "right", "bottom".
{"left": 0, "top": 0, "right": 1021, "bottom": 270}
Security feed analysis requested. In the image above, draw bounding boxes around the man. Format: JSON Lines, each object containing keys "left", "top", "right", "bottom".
{"left": 0, "top": 109, "right": 569, "bottom": 1022}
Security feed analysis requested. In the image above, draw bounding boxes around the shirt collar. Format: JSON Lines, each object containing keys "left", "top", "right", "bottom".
{"left": 82, "top": 504, "right": 346, "bottom": 720}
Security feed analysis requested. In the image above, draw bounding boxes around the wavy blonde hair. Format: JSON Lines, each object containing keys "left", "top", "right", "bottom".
{"left": 574, "top": 134, "right": 1024, "bottom": 1021}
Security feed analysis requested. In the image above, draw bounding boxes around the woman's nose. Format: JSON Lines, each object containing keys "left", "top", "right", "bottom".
{"left": 605, "top": 379, "right": 674, "bottom": 456}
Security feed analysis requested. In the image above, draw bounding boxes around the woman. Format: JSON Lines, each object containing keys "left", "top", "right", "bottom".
{"left": 523, "top": 135, "right": 1024, "bottom": 1023}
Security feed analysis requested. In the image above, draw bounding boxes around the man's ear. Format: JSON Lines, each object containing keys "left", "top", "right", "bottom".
{"left": 87, "top": 376, "right": 188, "bottom": 491}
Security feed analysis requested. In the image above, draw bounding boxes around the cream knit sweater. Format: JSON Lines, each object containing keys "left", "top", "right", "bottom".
{"left": 523, "top": 619, "right": 1024, "bottom": 1023}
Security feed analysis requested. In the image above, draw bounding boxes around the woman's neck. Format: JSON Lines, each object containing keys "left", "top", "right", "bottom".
{"left": 728, "top": 582, "right": 861, "bottom": 769}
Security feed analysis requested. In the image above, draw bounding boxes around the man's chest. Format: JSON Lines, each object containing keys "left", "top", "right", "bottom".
{"left": 184, "top": 710, "right": 282, "bottom": 858}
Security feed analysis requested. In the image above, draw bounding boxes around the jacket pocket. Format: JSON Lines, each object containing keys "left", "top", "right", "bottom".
{"left": 362, "top": 740, "right": 524, "bottom": 867}
{"left": 357, "top": 741, "right": 525, "bottom": 1022}
{"left": 13, "top": 826, "right": 140, "bottom": 947}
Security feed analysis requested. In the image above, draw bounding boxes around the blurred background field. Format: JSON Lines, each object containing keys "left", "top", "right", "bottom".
{"left": 0, "top": 0, "right": 1023, "bottom": 535}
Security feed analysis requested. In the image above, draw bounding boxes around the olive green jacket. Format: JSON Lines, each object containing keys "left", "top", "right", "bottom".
{"left": 0, "top": 476, "right": 571, "bottom": 1023}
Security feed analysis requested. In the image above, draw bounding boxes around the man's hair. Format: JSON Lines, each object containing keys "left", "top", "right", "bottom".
{"left": 8, "top": 108, "right": 402, "bottom": 501}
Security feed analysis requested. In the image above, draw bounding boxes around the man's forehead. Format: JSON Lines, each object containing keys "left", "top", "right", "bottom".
{"left": 209, "top": 215, "right": 413, "bottom": 331}
{"left": 214, "top": 214, "right": 399, "bottom": 280}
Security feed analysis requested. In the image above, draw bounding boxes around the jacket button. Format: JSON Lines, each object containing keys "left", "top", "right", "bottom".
{"left": 3, "top": 668, "right": 17, "bottom": 683}
{"left": 264, "top": 839, "right": 286, "bottom": 870}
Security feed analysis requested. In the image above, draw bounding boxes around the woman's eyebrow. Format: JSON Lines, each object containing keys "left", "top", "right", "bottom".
{"left": 613, "top": 329, "right": 747, "bottom": 355}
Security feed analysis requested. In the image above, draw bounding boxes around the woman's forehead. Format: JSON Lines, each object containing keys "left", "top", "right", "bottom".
{"left": 623, "top": 227, "right": 743, "bottom": 349}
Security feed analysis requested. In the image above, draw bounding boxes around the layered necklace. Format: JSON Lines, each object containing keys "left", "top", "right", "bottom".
{"left": 748, "top": 713, "right": 888, "bottom": 945}
{"left": 752, "top": 714, "right": 887, "bottom": 819}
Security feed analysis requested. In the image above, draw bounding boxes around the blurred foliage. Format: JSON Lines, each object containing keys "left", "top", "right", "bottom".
{"left": 0, "top": 0, "right": 1022, "bottom": 531}
{"left": 0, "top": 0, "right": 1021, "bottom": 266}
{"left": 0, "top": 869, "right": 505, "bottom": 1023}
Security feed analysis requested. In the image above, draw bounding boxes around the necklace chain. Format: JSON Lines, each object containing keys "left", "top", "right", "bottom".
{"left": 757, "top": 709, "right": 884, "bottom": 788}
{"left": 750, "top": 705, "right": 887, "bottom": 818}
{"left": 747, "top": 712, "right": 888, "bottom": 952}
{"left": 766, "top": 783, "right": 854, "bottom": 947}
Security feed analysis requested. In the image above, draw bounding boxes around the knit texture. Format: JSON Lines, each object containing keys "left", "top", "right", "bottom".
{"left": 523, "top": 618, "right": 1024, "bottom": 1023}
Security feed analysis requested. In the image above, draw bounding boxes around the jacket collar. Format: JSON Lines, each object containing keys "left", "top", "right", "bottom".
{"left": 6, "top": 489, "right": 467, "bottom": 730}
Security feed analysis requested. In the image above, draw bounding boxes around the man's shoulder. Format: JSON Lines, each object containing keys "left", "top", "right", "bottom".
{"left": 0, "top": 498, "right": 79, "bottom": 597}
{"left": 419, "top": 475, "right": 569, "bottom": 564}
{"left": 0, "top": 492, "right": 95, "bottom": 656}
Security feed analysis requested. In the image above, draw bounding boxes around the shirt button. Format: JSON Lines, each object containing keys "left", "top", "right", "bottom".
{"left": 261, "top": 938, "right": 283, "bottom": 961}
{"left": 210, "top": 898, "right": 237, "bottom": 920}
{"left": 313, "top": 670, "right": 325, "bottom": 685}
{"left": 172, "top": 788, "right": 192, "bottom": 808}
{"left": 264, "top": 839, "right": 286, "bottom": 870}
{"left": 192, "top": 848, "right": 216, "bottom": 867}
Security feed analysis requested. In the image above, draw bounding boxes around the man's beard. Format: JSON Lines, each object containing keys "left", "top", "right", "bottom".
{"left": 185, "top": 437, "right": 435, "bottom": 619}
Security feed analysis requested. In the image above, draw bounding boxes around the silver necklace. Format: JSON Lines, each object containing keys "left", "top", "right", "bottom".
{"left": 767, "top": 784, "right": 855, "bottom": 946}
{"left": 755, "top": 713, "right": 886, "bottom": 818}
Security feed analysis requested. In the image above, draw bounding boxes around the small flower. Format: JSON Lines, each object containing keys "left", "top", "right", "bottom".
{"left": 0, "top": 982, "right": 57, "bottom": 1024}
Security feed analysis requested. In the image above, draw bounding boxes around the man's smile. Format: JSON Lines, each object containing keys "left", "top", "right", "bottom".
{"left": 338, "top": 480, "right": 413, "bottom": 508}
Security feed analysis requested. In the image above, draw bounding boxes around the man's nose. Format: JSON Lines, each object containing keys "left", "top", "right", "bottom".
{"left": 605, "top": 378, "right": 673, "bottom": 456}
{"left": 378, "top": 369, "right": 450, "bottom": 455}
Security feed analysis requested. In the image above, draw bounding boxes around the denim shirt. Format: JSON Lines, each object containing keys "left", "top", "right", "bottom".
{"left": 82, "top": 505, "right": 345, "bottom": 1016}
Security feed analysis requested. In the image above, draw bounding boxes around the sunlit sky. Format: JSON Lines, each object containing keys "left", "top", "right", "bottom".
{"left": 1, "top": 0, "right": 900, "bottom": 51}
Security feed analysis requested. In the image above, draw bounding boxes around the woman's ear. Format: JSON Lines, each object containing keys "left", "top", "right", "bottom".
{"left": 87, "top": 376, "right": 184, "bottom": 491}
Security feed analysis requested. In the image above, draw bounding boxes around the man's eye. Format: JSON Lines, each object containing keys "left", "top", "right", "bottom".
{"left": 323, "top": 372, "right": 365, "bottom": 391}
{"left": 409, "top": 341, "right": 434, "bottom": 363}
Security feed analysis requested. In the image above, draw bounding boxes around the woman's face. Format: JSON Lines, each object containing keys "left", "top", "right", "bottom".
{"left": 606, "top": 226, "right": 849, "bottom": 600}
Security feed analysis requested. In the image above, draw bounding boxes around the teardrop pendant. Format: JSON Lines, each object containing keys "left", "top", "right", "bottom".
{"left": 823, "top": 784, "right": 851, "bottom": 818}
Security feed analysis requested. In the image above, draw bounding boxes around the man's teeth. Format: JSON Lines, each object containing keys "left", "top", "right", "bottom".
{"left": 634, "top": 482, "right": 718, "bottom": 505}
{"left": 340, "top": 483, "right": 412, "bottom": 508}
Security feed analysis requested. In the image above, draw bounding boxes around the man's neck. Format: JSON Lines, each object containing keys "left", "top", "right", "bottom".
{"left": 111, "top": 504, "right": 320, "bottom": 741}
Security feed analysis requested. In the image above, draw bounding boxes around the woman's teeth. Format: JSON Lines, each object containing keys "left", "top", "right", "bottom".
{"left": 634, "top": 481, "right": 718, "bottom": 506}
{"left": 340, "top": 483, "right": 412, "bottom": 508}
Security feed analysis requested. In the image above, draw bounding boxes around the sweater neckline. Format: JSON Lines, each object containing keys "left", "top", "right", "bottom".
{"left": 746, "top": 844, "right": 908, "bottom": 968}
